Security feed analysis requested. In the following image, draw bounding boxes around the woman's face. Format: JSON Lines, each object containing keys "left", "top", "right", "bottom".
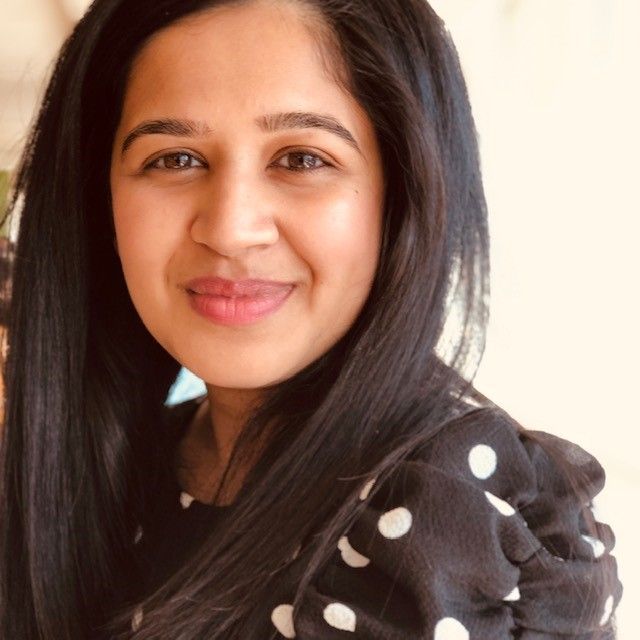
{"left": 110, "top": 0, "right": 384, "bottom": 390}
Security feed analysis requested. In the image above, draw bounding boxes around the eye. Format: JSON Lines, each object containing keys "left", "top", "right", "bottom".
{"left": 144, "top": 151, "right": 205, "bottom": 171}
{"left": 274, "top": 150, "right": 332, "bottom": 172}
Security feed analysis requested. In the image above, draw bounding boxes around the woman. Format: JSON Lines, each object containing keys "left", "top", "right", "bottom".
{"left": 0, "top": 0, "right": 623, "bottom": 638}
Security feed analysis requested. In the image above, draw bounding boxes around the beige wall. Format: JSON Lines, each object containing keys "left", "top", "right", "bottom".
{"left": 2, "top": 0, "right": 638, "bottom": 634}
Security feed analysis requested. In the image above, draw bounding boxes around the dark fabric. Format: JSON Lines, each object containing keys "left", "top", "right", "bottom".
{"left": 129, "top": 396, "right": 230, "bottom": 601}
{"left": 128, "top": 397, "right": 623, "bottom": 639}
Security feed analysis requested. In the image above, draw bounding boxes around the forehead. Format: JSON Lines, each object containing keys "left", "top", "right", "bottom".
{"left": 119, "top": 1, "right": 351, "bottom": 125}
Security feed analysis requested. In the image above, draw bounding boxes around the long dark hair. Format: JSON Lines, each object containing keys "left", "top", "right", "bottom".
{"left": 0, "top": 0, "right": 614, "bottom": 638}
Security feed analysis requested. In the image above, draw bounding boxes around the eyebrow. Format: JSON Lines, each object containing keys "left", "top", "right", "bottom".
{"left": 120, "top": 112, "right": 362, "bottom": 156}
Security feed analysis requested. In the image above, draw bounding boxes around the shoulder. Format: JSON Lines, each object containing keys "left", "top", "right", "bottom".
{"left": 410, "top": 403, "right": 608, "bottom": 523}
{"left": 273, "top": 404, "right": 624, "bottom": 639}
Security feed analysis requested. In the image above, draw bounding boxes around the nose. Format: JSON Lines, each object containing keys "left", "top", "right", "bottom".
{"left": 189, "top": 165, "right": 279, "bottom": 257}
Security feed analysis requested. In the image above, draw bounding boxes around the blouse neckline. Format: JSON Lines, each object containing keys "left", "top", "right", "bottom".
{"left": 165, "top": 394, "right": 234, "bottom": 511}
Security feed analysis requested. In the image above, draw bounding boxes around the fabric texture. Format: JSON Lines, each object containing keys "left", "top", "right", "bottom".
{"left": 129, "top": 397, "right": 623, "bottom": 639}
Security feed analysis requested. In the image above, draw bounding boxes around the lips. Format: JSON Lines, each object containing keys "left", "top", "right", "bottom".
{"left": 184, "top": 276, "right": 295, "bottom": 325}
{"left": 185, "top": 276, "right": 294, "bottom": 297}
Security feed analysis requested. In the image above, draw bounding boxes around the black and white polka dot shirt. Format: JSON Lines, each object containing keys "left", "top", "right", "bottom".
{"left": 127, "top": 397, "right": 623, "bottom": 638}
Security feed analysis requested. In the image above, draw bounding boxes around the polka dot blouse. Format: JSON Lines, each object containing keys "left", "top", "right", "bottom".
{"left": 128, "top": 396, "right": 623, "bottom": 638}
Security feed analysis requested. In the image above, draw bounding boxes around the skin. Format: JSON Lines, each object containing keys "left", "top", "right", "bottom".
{"left": 109, "top": 0, "right": 385, "bottom": 503}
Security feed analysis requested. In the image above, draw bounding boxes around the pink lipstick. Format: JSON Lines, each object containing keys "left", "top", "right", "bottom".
{"left": 185, "top": 277, "right": 295, "bottom": 326}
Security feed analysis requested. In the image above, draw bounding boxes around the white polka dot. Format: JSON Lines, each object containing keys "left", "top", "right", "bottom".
{"left": 484, "top": 491, "right": 516, "bottom": 516}
{"left": 323, "top": 602, "right": 356, "bottom": 632}
{"left": 434, "top": 616, "right": 469, "bottom": 640}
{"left": 582, "top": 534, "right": 605, "bottom": 558}
{"left": 271, "top": 603, "right": 296, "bottom": 638}
{"left": 359, "top": 477, "right": 377, "bottom": 500}
{"left": 338, "top": 535, "right": 370, "bottom": 568}
{"left": 599, "top": 594, "right": 614, "bottom": 626}
{"left": 131, "top": 605, "right": 143, "bottom": 632}
{"left": 377, "top": 506, "right": 413, "bottom": 539}
{"left": 133, "top": 524, "right": 143, "bottom": 544}
{"left": 468, "top": 444, "right": 497, "bottom": 479}
{"left": 503, "top": 586, "right": 520, "bottom": 601}
{"left": 179, "top": 491, "right": 195, "bottom": 509}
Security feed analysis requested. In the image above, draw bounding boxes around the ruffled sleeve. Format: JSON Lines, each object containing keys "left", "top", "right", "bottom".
{"left": 270, "top": 406, "right": 623, "bottom": 639}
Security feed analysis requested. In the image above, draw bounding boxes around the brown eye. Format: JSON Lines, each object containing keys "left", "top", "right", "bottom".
{"left": 275, "top": 151, "right": 331, "bottom": 172}
{"left": 146, "top": 152, "right": 205, "bottom": 171}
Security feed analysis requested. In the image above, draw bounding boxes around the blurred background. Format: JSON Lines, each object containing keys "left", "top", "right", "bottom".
{"left": 1, "top": 0, "right": 638, "bottom": 634}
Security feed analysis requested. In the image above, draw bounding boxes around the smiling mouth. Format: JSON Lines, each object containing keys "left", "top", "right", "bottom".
{"left": 185, "top": 276, "right": 296, "bottom": 297}
{"left": 186, "top": 285, "right": 295, "bottom": 326}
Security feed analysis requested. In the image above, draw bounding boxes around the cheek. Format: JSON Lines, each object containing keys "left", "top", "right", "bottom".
{"left": 112, "top": 182, "right": 181, "bottom": 262}
{"left": 110, "top": 183, "right": 182, "bottom": 295}
{"left": 295, "top": 186, "right": 382, "bottom": 308}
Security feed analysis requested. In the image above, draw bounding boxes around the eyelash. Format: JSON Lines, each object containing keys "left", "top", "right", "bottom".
{"left": 143, "top": 149, "right": 332, "bottom": 173}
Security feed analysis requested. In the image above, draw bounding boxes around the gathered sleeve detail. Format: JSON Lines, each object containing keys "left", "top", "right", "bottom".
{"left": 271, "top": 407, "right": 623, "bottom": 639}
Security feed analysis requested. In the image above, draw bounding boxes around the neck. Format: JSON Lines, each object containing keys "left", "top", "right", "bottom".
{"left": 201, "top": 385, "right": 263, "bottom": 461}
{"left": 175, "top": 385, "right": 264, "bottom": 505}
